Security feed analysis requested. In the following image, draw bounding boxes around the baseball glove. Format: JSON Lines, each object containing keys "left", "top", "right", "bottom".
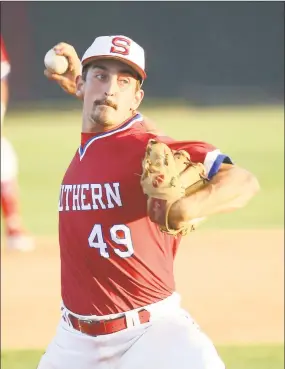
{"left": 140, "top": 139, "right": 208, "bottom": 236}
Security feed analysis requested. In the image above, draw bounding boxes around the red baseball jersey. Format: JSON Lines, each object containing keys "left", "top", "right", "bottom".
{"left": 59, "top": 113, "right": 232, "bottom": 315}
{"left": 1, "top": 35, "right": 11, "bottom": 80}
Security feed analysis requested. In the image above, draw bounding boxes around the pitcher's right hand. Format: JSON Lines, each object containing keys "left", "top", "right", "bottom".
{"left": 44, "top": 42, "right": 81, "bottom": 98}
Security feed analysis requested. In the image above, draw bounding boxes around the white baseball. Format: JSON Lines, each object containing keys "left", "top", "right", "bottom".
{"left": 44, "top": 49, "right": 69, "bottom": 74}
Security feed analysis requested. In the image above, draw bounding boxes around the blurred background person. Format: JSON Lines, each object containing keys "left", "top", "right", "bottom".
{"left": 1, "top": 35, "right": 34, "bottom": 251}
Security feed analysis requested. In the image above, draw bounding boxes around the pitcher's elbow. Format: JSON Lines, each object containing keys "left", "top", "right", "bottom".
{"left": 240, "top": 172, "right": 260, "bottom": 207}
{"left": 249, "top": 173, "right": 260, "bottom": 196}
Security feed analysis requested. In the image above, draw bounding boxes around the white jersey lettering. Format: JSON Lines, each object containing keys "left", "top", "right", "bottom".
{"left": 59, "top": 182, "right": 123, "bottom": 212}
{"left": 105, "top": 183, "right": 122, "bottom": 208}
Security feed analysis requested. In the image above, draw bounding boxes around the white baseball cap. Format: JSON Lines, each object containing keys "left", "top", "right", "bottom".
{"left": 81, "top": 35, "right": 146, "bottom": 81}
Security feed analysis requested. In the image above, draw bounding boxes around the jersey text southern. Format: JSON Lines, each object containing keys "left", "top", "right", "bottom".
{"left": 58, "top": 183, "right": 122, "bottom": 211}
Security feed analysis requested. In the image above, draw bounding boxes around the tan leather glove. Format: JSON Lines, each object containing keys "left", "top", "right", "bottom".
{"left": 141, "top": 139, "right": 208, "bottom": 236}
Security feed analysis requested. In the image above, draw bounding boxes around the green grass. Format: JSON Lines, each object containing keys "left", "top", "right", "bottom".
{"left": 1, "top": 350, "right": 43, "bottom": 369}
{"left": 1, "top": 345, "right": 284, "bottom": 369}
{"left": 2, "top": 105, "right": 284, "bottom": 235}
{"left": 218, "top": 344, "right": 284, "bottom": 369}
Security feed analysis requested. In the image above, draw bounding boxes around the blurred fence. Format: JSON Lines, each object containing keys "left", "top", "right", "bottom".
{"left": 1, "top": 1, "right": 284, "bottom": 107}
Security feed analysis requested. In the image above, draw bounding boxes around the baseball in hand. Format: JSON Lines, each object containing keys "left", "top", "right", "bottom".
{"left": 44, "top": 49, "right": 69, "bottom": 74}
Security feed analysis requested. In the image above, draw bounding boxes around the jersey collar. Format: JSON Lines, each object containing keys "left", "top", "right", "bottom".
{"left": 79, "top": 113, "right": 143, "bottom": 160}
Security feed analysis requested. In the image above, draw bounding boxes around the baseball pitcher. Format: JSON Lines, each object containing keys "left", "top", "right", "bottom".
{"left": 37, "top": 35, "right": 259, "bottom": 369}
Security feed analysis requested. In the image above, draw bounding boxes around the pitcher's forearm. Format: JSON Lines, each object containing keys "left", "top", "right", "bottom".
{"left": 168, "top": 164, "right": 260, "bottom": 229}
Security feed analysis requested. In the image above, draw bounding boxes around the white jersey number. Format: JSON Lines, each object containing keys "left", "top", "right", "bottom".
{"left": 88, "top": 224, "right": 134, "bottom": 258}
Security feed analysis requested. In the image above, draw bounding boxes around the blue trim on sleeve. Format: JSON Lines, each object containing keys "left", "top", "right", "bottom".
{"left": 208, "top": 154, "right": 233, "bottom": 179}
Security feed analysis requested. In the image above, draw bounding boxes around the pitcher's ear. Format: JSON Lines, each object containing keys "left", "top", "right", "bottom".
{"left": 133, "top": 89, "right": 144, "bottom": 110}
{"left": 76, "top": 75, "right": 85, "bottom": 100}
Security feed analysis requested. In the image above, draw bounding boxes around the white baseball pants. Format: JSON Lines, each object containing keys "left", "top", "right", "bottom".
{"left": 37, "top": 293, "right": 225, "bottom": 369}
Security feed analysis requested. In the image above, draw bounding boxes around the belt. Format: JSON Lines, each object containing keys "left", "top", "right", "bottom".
{"left": 66, "top": 309, "right": 151, "bottom": 336}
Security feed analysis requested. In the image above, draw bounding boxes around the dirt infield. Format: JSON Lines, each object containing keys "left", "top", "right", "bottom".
{"left": 1, "top": 229, "right": 284, "bottom": 349}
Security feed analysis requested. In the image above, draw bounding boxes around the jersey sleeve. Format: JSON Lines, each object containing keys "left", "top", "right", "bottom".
{"left": 1, "top": 36, "right": 11, "bottom": 80}
{"left": 156, "top": 136, "right": 233, "bottom": 179}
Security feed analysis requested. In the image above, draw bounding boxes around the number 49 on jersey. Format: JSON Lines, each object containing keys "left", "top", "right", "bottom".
{"left": 88, "top": 224, "right": 134, "bottom": 258}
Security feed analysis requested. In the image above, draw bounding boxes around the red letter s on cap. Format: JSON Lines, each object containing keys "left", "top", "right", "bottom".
{"left": 110, "top": 37, "right": 131, "bottom": 56}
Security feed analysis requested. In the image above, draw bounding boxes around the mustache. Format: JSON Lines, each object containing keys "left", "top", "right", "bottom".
{"left": 94, "top": 99, "right": 118, "bottom": 110}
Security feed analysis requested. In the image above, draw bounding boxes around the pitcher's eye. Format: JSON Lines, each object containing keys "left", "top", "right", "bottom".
{"left": 119, "top": 77, "right": 129, "bottom": 84}
{"left": 95, "top": 74, "right": 106, "bottom": 81}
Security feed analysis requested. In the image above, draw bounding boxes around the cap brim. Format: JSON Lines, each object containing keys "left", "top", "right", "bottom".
{"left": 82, "top": 55, "right": 146, "bottom": 81}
